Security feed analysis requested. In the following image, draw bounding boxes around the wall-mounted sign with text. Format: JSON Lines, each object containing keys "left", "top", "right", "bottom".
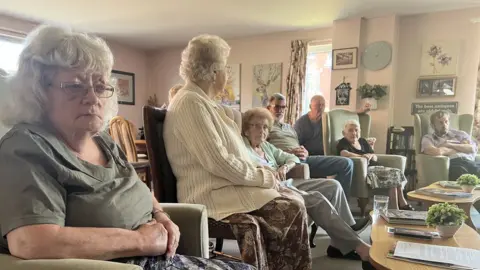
{"left": 411, "top": 102, "right": 458, "bottom": 115}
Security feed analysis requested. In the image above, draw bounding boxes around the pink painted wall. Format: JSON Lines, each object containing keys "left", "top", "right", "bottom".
{"left": 148, "top": 28, "right": 333, "bottom": 110}
{"left": 0, "top": 14, "right": 149, "bottom": 128}
{"left": 394, "top": 8, "right": 480, "bottom": 126}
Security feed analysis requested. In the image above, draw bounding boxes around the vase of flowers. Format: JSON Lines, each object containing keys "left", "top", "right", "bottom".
{"left": 356, "top": 84, "right": 388, "bottom": 110}
{"left": 456, "top": 174, "right": 480, "bottom": 193}
{"left": 426, "top": 202, "right": 467, "bottom": 238}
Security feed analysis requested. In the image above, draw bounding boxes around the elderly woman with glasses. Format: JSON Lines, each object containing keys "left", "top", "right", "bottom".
{"left": 0, "top": 25, "right": 253, "bottom": 270}
{"left": 241, "top": 108, "right": 372, "bottom": 264}
{"left": 164, "top": 35, "right": 312, "bottom": 270}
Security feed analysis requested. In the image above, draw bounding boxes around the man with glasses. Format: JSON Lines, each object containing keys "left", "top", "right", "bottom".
{"left": 267, "top": 93, "right": 354, "bottom": 197}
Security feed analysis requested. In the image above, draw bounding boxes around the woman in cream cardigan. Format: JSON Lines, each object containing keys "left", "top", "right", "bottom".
{"left": 164, "top": 35, "right": 312, "bottom": 270}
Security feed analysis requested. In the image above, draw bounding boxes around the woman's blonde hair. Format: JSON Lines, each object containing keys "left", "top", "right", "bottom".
{"left": 242, "top": 108, "right": 274, "bottom": 135}
{"left": 0, "top": 25, "right": 118, "bottom": 129}
{"left": 179, "top": 34, "right": 230, "bottom": 83}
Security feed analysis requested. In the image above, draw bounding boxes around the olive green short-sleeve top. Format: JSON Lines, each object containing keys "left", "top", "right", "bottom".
{"left": 0, "top": 124, "right": 153, "bottom": 253}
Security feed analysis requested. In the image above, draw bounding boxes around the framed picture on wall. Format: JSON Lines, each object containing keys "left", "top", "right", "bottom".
{"left": 332, "top": 47, "right": 358, "bottom": 70}
{"left": 416, "top": 76, "right": 456, "bottom": 97}
{"left": 112, "top": 70, "right": 135, "bottom": 105}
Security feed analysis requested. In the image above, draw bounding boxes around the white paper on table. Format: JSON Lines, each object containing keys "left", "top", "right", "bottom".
{"left": 393, "top": 241, "right": 480, "bottom": 269}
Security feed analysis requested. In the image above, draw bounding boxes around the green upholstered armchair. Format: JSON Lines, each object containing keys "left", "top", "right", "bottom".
{"left": 0, "top": 203, "right": 209, "bottom": 270}
{"left": 323, "top": 109, "right": 406, "bottom": 216}
{"left": 413, "top": 113, "right": 476, "bottom": 188}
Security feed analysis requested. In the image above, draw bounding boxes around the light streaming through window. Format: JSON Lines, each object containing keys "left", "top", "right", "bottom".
{"left": 302, "top": 43, "right": 332, "bottom": 115}
{"left": 0, "top": 38, "right": 23, "bottom": 73}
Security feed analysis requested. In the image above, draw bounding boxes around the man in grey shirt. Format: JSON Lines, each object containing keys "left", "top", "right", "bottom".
{"left": 421, "top": 110, "right": 479, "bottom": 180}
{"left": 267, "top": 93, "right": 354, "bottom": 196}
{"left": 294, "top": 95, "right": 326, "bottom": 156}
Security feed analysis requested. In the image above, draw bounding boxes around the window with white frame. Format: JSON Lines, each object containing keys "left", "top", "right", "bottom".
{"left": 302, "top": 43, "right": 332, "bottom": 115}
{"left": 0, "top": 36, "right": 23, "bottom": 73}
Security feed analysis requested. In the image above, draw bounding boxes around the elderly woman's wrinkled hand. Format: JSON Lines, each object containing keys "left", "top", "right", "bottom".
{"left": 277, "top": 165, "right": 288, "bottom": 181}
{"left": 136, "top": 220, "right": 169, "bottom": 256}
{"left": 154, "top": 212, "right": 180, "bottom": 258}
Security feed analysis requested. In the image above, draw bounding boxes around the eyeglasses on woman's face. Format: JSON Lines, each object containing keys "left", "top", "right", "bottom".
{"left": 59, "top": 82, "right": 115, "bottom": 98}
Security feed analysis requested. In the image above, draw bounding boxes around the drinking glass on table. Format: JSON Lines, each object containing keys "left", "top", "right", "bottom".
{"left": 374, "top": 195, "right": 389, "bottom": 215}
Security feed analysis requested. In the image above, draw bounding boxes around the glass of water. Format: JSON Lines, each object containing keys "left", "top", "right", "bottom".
{"left": 374, "top": 195, "right": 389, "bottom": 215}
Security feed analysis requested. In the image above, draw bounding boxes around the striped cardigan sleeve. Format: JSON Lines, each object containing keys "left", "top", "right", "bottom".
{"left": 173, "top": 97, "right": 276, "bottom": 188}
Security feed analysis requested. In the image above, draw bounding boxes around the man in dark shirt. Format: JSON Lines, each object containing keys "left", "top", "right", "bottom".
{"left": 294, "top": 95, "right": 326, "bottom": 155}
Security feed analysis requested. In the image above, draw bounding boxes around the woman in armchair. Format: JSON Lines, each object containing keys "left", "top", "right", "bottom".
{"left": 164, "top": 35, "right": 312, "bottom": 270}
{"left": 241, "top": 108, "right": 372, "bottom": 264}
{"left": 0, "top": 25, "right": 252, "bottom": 270}
{"left": 337, "top": 120, "right": 414, "bottom": 210}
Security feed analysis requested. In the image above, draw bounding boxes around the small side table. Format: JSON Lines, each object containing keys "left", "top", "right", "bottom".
{"left": 407, "top": 182, "right": 480, "bottom": 229}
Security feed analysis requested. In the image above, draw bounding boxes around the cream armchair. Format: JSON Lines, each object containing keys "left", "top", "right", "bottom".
{"left": 323, "top": 109, "right": 406, "bottom": 216}
{"left": 413, "top": 113, "right": 475, "bottom": 188}
{"left": 0, "top": 203, "right": 209, "bottom": 270}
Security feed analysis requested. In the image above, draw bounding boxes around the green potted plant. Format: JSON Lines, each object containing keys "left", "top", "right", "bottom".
{"left": 426, "top": 202, "right": 468, "bottom": 238}
{"left": 456, "top": 174, "right": 480, "bottom": 193}
{"left": 356, "top": 83, "right": 388, "bottom": 110}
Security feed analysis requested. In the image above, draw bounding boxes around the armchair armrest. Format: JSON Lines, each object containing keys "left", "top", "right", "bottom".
{"left": 0, "top": 254, "right": 141, "bottom": 270}
{"left": 287, "top": 164, "right": 310, "bottom": 179}
{"left": 416, "top": 154, "right": 449, "bottom": 188}
{"left": 349, "top": 157, "right": 369, "bottom": 198}
{"left": 162, "top": 203, "right": 209, "bottom": 258}
{"left": 376, "top": 154, "right": 407, "bottom": 172}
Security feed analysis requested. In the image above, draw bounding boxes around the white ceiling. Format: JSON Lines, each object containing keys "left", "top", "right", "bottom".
{"left": 1, "top": 0, "right": 480, "bottom": 49}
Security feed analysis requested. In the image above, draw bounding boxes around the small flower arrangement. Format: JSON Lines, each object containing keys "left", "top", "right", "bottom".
{"left": 456, "top": 174, "right": 480, "bottom": 186}
{"left": 426, "top": 202, "right": 467, "bottom": 226}
{"left": 356, "top": 83, "right": 388, "bottom": 100}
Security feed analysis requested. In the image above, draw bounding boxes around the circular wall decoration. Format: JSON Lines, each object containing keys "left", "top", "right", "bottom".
{"left": 362, "top": 41, "right": 392, "bottom": 71}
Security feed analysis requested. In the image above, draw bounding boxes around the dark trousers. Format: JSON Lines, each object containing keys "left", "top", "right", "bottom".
{"left": 448, "top": 157, "right": 480, "bottom": 181}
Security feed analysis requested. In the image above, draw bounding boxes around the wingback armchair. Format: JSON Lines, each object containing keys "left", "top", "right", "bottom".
{"left": 323, "top": 109, "right": 406, "bottom": 216}
{"left": 413, "top": 113, "right": 475, "bottom": 188}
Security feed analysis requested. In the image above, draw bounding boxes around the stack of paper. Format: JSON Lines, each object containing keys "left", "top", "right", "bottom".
{"left": 389, "top": 241, "right": 480, "bottom": 269}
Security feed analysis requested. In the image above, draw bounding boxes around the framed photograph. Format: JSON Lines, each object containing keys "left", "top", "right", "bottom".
{"left": 420, "top": 41, "right": 459, "bottom": 76}
{"left": 417, "top": 76, "right": 456, "bottom": 97}
{"left": 214, "top": 64, "right": 241, "bottom": 110}
{"left": 332, "top": 47, "right": 358, "bottom": 70}
{"left": 112, "top": 70, "right": 135, "bottom": 105}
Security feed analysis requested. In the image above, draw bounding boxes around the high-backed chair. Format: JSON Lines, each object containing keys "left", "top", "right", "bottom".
{"left": 414, "top": 113, "right": 474, "bottom": 188}
{"left": 323, "top": 109, "right": 406, "bottom": 216}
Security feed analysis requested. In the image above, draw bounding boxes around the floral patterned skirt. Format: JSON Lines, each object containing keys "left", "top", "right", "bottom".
{"left": 366, "top": 166, "right": 407, "bottom": 189}
{"left": 222, "top": 187, "right": 312, "bottom": 270}
{"left": 115, "top": 254, "right": 255, "bottom": 270}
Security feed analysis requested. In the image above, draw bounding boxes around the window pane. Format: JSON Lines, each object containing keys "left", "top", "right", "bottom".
{"left": 0, "top": 38, "right": 23, "bottom": 72}
{"left": 302, "top": 43, "right": 332, "bottom": 116}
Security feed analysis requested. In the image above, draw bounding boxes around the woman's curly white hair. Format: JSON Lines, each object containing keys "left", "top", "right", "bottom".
{"left": 0, "top": 25, "right": 118, "bottom": 129}
{"left": 179, "top": 34, "right": 230, "bottom": 82}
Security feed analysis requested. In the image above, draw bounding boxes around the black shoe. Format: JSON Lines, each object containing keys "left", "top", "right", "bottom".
{"left": 362, "top": 260, "right": 376, "bottom": 270}
{"left": 326, "top": 245, "right": 361, "bottom": 260}
{"left": 350, "top": 217, "right": 371, "bottom": 234}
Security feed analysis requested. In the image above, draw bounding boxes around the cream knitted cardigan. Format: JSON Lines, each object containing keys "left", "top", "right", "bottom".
{"left": 164, "top": 82, "right": 280, "bottom": 221}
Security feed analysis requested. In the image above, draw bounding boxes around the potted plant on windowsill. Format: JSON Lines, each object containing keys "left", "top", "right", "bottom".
{"left": 356, "top": 83, "right": 388, "bottom": 110}
{"left": 426, "top": 202, "right": 467, "bottom": 238}
{"left": 456, "top": 174, "right": 480, "bottom": 193}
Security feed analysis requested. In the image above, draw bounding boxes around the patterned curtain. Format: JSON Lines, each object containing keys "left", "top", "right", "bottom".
{"left": 473, "top": 63, "right": 480, "bottom": 141}
{"left": 285, "top": 40, "right": 307, "bottom": 124}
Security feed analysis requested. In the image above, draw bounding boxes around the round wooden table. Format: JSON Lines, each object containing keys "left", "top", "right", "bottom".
{"left": 369, "top": 212, "right": 480, "bottom": 270}
{"left": 407, "top": 182, "right": 480, "bottom": 229}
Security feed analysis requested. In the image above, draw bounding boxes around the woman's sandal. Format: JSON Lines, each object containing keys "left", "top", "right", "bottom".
{"left": 399, "top": 204, "right": 415, "bottom": 211}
